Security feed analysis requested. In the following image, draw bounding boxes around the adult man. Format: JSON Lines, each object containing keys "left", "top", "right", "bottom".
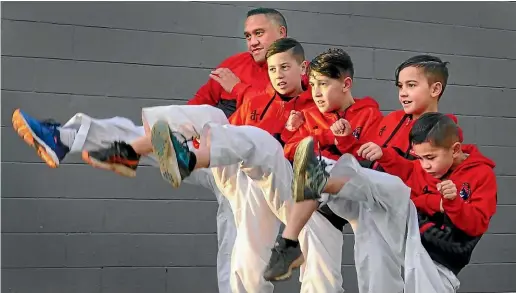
{"left": 12, "top": 8, "right": 288, "bottom": 293}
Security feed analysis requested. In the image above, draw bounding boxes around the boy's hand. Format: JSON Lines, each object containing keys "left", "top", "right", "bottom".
{"left": 210, "top": 68, "right": 241, "bottom": 93}
{"left": 357, "top": 142, "right": 383, "bottom": 161}
{"left": 437, "top": 180, "right": 457, "bottom": 200}
{"left": 440, "top": 199, "right": 444, "bottom": 212}
{"left": 285, "top": 110, "right": 304, "bottom": 131}
{"left": 330, "top": 119, "right": 351, "bottom": 136}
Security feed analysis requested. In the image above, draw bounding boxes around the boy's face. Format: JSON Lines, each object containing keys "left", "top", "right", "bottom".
{"left": 397, "top": 66, "right": 441, "bottom": 117}
{"left": 245, "top": 15, "right": 286, "bottom": 63}
{"left": 267, "top": 51, "right": 306, "bottom": 96}
{"left": 309, "top": 71, "right": 352, "bottom": 113}
{"left": 412, "top": 141, "right": 461, "bottom": 178}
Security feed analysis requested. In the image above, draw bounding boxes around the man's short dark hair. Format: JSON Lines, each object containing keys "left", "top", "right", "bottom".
{"left": 395, "top": 55, "right": 449, "bottom": 99}
{"left": 265, "top": 38, "right": 305, "bottom": 64}
{"left": 247, "top": 7, "right": 287, "bottom": 32}
{"left": 308, "top": 48, "right": 354, "bottom": 80}
{"left": 409, "top": 112, "right": 460, "bottom": 148}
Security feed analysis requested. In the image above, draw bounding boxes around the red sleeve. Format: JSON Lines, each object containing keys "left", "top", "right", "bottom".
{"left": 232, "top": 82, "right": 269, "bottom": 108}
{"left": 443, "top": 168, "right": 498, "bottom": 237}
{"left": 335, "top": 108, "right": 383, "bottom": 155}
{"left": 187, "top": 78, "right": 223, "bottom": 106}
{"left": 376, "top": 147, "right": 417, "bottom": 183}
{"left": 284, "top": 124, "right": 311, "bottom": 162}
{"left": 412, "top": 194, "right": 443, "bottom": 216}
{"left": 280, "top": 128, "right": 297, "bottom": 145}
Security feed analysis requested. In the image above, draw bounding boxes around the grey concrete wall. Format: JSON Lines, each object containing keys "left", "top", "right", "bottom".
{"left": 2, "top": 2, "right": 515, "bottom": 292}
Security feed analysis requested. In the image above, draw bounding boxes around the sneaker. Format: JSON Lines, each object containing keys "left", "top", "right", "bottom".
{"left": 12, "top": 109, "right": 70, "bottom": 168}
{"left": 263, "top": 238, "right": 304, "bottom": 281}
{"left": 292, "top": 136, "right": 329, "bottom": 202}
{"left": 151, "top": 120, "right": 192, "bottom": 188}
{"left": 82, "top": 141, "right": 140, "bottom": 177}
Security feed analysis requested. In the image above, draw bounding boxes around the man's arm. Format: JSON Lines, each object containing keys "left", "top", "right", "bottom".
{"left": 187, "top": 77, "right": 224, "bottom": 106}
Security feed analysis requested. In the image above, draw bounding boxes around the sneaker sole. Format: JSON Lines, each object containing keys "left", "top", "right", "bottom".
{"left": 82, "top": 151, "right": 136, "bottom": 177}
{"left": 12, "top": 109, "right": 59, "bottom": 168}
{"left": 269, "top": 254, "right": 305, "bottom": 282}
{"left": 151, "top": 121, "right": 182, "bottom": 188}
{"left": 292, "top": 137, "right": 314, "bottom": 203}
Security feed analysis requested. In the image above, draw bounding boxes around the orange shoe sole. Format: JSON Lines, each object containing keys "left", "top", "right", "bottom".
{"left": 82, "top": 151, "right": 136, "bottom": 177}
{"left": 12, "top": 109, "right": 59, "bottom": 168}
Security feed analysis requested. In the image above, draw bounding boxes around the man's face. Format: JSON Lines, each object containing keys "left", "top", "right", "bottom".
{"left": 244, "top": 14, "right": 285, "bottom": 63}
{"left": 267, "top": 51, "right": 306, "bottom": 96}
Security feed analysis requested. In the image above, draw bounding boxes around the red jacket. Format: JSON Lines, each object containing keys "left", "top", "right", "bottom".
{"left": 377, "top": 144, "right": 497, "bottom": 237}
{"left": 229, "top": 85, "right": 315, "bottom": 137}
{"left": 284, "top": 97, "right": 383, "bottom": 161}
{"left": 372, "top": 110, "right": 464, "bottom": 154}
{"left": 187, "top": 52, "right": 269, "bottom": 109}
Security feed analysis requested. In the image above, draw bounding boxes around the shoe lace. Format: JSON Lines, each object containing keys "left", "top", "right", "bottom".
{"left": 269, "top": 243, "right": 288, "bottom": 267}
{"left": 170, "top": 131, "right": 192, "bottom": 152}
{"left": 307, "top": 141, "right": 329, "bottom": 193}
{"left": 41, "top": 119, "right": 61, "bottom": 129}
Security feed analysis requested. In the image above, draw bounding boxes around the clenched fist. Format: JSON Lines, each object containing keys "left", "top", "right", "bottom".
{"left": 330, "top": 119, "right": 351, "bottom": 137}
{"left": 437, "top": 180, "right": 457, "bottom": 200}
{"left": 210, "top": 68, "right": 241, "bottom": 93}
{"left": 285, "top": 110, "right": 304, "bottom": 131}
{"left": 357, "top": 142, "right": 383, "bottom": 161}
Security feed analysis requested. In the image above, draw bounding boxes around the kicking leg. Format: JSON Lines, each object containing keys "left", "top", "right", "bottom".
{"left": 12, "top": 109, "right": 151, "bottom": 169}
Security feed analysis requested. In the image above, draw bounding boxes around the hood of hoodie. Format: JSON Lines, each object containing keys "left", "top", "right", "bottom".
{"left": 456, "top": 144, "right": 496, "bottom": 171}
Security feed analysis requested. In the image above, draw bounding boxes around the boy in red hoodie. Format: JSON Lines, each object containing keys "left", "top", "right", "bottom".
{"left": 291, "top": 113, "right": 497, "bottom": 293}
{"left": 263, "top": 48, "right": 383, "bottom": 283}
{"left": 360, "top": 55, "right": 463, "bottom": 167}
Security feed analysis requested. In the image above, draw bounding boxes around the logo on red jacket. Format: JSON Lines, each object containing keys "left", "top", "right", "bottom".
{"left": 459, "top": 182, "right": 471, "bottom": 200}
{"left": 352, "top": 127, "right": 362, "bottom": 139}
{"left": 378, "top": 125, "right": 386, "bottom": 137}
{"left": 250, "top": 110, "right": 260, "bottom": 121}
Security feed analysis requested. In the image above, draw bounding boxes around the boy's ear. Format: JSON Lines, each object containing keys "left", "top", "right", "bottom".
{"left": 342, "top": 76, "right": 353, "bottom": 92}
{"left": 300, "top": 60, "right": 308, "bottom": 75}
{"left": 430, "top": 82, "right": 443, "bottom": 99}
{"left": 451, "top": 141, "right": 462, "bottom": 158}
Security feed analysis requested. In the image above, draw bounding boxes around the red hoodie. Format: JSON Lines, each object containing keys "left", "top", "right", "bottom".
{"left": 187, "top": 52, "right": 269, "bottom": 110}
{"left": 284, "top": 97, "right": 383, "bottom": 161}
{"left": 377, "top": 144, "right": 497, "bottom": 237}
{"left": 229, "top": 84, "right": 315, "bottom": 138}
{"left": 373, "top": 110, "right": 464, "bottom": 154}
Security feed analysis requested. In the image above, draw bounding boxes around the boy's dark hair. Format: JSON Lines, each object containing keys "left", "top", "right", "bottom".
{"left": 247, "top": 8, "right": 288, "bottom": 32}
{"left": 308, "top": 48, "right": 354, "bottom": 80}
{"left": 265, "top": 38, "right": 305, "bottom": 64}
{"left": 395, "top": 55, "right": 449, "bottom": 99}
{"left": 409, "top": 112, "right": 460, "bottom": 148}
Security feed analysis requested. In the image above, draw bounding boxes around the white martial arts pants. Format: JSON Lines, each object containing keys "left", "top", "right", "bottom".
{"left": 58, "top": 105, "right": 237, "bottom": 293}
{"left": 326, "top": 154, "right": 460, "bottom": 293}
{"left": 202, "top": 122, "right": 345, "bottom": 293}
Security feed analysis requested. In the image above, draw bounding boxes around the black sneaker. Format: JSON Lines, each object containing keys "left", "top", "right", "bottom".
{"left": 82, "top": 141, "right": 140, "bottom": 177}
{"left": 292, "top": 136, "right": 329, "bottom": 202}
{"left": 263, "top": 238, "right": 304, "bottom": 281}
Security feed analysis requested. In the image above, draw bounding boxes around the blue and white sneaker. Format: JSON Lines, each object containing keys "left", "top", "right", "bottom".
{"left": 150, "top": 120, "right": 193, "bottom": 188}
{"left": 12, "top": 109, "right": 70, "bottom": 168}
